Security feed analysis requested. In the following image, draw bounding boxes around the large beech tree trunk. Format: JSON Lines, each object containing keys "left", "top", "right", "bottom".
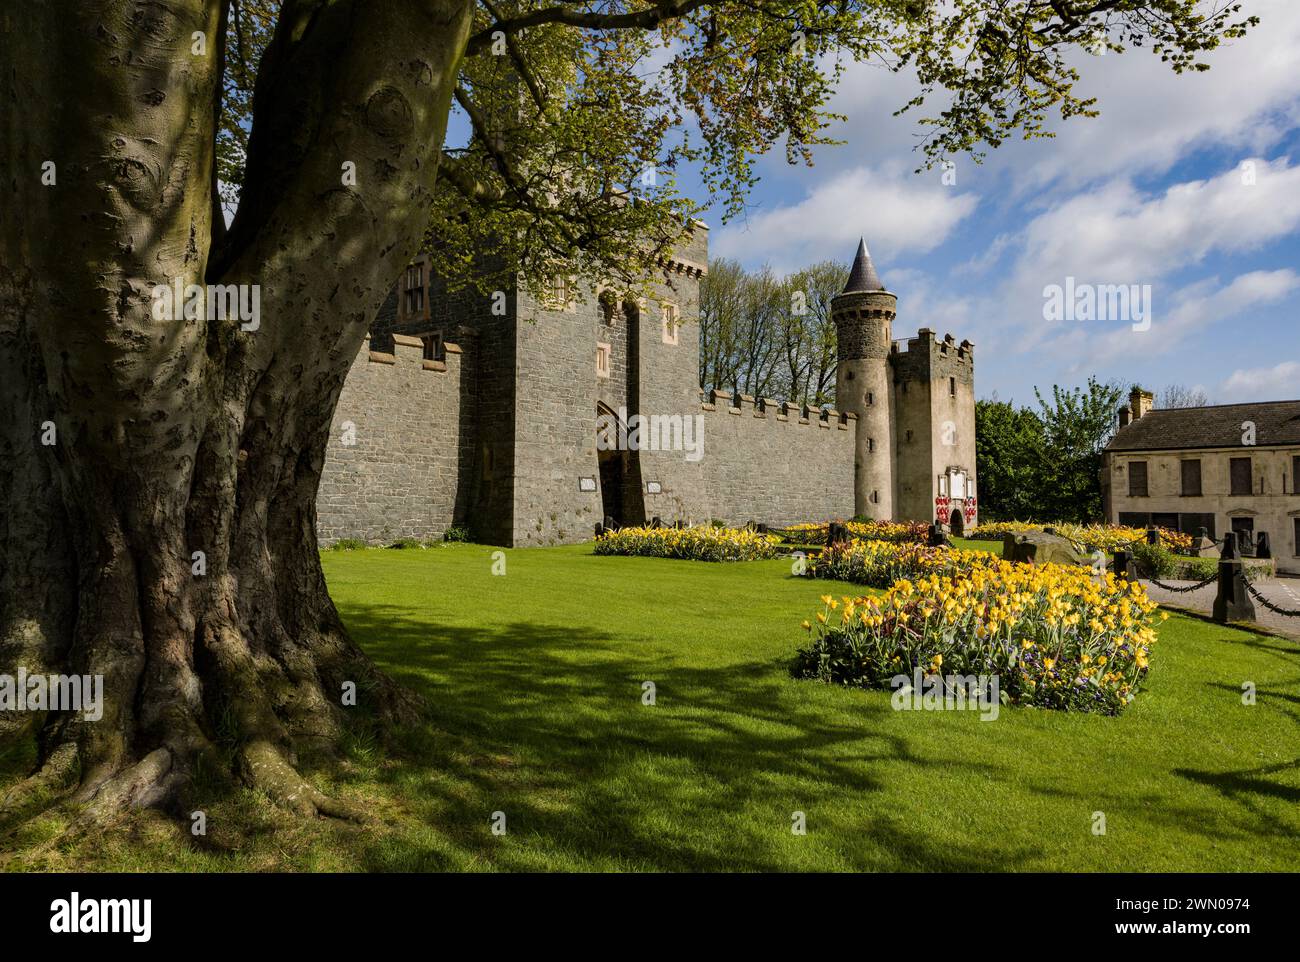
{"left": 1, "top": 0, "right": 475, "bottom": 819}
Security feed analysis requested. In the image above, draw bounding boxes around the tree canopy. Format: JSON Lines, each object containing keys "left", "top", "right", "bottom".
{"left": 215, "top": 0, "right": 1256, "bottom": 296}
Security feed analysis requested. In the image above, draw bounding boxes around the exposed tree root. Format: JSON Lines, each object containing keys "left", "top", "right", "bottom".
{"left": 0, "top": 740, "right": 78, "bottom": 820}
{"left": 238, "top": 739, "right": 367, "bottom": 821}
{"left": 78, "top": 748, "right": 183, "bottom": 825}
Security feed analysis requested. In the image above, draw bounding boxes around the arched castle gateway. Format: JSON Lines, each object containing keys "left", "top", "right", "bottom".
{"left": 316, "top": 235, "right": 977, "bottom": 547}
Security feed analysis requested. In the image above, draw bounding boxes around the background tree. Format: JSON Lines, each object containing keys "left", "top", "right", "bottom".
{"left": 699, "top": 258, "right": 844, "bottom": 405}
{"left": 776, "top": 261, "right": 846, "bottom": 406}
{"left": 0, "top": 0, "right": 1256, "bottom": 822}
{"left": 1157, "top": 383, "right": 1212, "bottom": 408}
{"left": 1032, "top": 378, "right": 1126, "bottom": 523}
{"left": 974, "top": 396, "right": 1046, "bottom": 521}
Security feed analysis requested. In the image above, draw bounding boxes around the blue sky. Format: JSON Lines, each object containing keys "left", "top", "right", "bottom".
{"left": 675, "top": 0, "right": 1300, "bottom": 406}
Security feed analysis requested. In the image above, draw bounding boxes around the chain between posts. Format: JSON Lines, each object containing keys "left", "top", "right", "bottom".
{"left": 1241, "top": 571, "right": 1300, "bottom": 618}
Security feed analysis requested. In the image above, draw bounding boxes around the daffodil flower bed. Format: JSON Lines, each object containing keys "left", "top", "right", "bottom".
{"left": 784, "top": 520, "right": 930, "bottom": 544}
{"left": 971, "top": 521, "right": 1194, "bottom": 554}
{"left": 593, "top": 525, "right": 783, "bottom": 562}
{"left": 793, "top": 562, "right": 1166, "bottom": 714}
{"left": 808, "top": 539, "right": 999, "bottom": 587}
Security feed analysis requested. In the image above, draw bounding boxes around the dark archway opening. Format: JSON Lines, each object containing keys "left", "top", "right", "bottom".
{"left": 596, "top": 402, "right": 646, "bottom": 527}
{"left": 949, "top": 508, "right": 965, "bottom": 537}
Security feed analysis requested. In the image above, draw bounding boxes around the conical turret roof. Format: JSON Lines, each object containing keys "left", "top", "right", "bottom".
{"left": 842, "top": 238, "right": 885, "bottom": 293}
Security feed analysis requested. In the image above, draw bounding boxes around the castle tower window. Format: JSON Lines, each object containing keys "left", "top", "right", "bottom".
{"left": 871, "top": 490, "right": 879, "bottom": 504}
{"left": 545, "top": 274, "right": 574, "bottom": 311}
{"left": 403, "top": 263, "right": 425, "bottom": 318}
{"left": 599, "top": 291, "right": 617, "bottom": 325}
{"left": 868, "top": 438, "right": 875, "bottom": 453}
{"left": 949, "top": 376, "right": 956, "bottom": 398}
{"left": 596, "top": 342, "right": 611, "bottom": 379}
{"left": 661, "top": 302, "right": 680, "bottom": 345}
{"left": 866, "top": 391, "right": 873, "bottom": 406}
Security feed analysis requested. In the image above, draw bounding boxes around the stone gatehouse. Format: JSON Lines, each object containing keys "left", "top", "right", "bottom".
{"left": 316, "top": 234, "right": 978, "bottom": 546}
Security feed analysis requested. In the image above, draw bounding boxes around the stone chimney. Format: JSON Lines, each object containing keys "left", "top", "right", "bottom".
{"left": 1129, "top": 386, "right": 1153, "bottom": 420}
{"left": 1118, "top": 405, "right": 1132, "bottom": 429}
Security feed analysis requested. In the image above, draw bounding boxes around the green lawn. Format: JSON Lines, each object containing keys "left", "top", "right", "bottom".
{"left": 4, "top": 542, "right": 1298, "bottom": 871}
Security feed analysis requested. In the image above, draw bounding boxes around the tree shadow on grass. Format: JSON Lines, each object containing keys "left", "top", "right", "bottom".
{"left": 337, "top": 601, "right": 1041, "bottom": 872}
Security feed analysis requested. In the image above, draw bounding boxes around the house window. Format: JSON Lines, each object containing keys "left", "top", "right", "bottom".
{"left": 939, "top": 476, "right": 948, "bottom": 497}
{"left": 1294, "top": 518, "right": 1300, "bottom": 557}
{"left": 1128, "top": 461, "right": 1148, "bottom": 498}
{"left": 661, "top": 303, "right": 680, "bottom": 345}
{"left": 545, "top": 274, "right": 572, "bottom": 311}
{"left": 1180, "top": 459, "right": 1202, "bottom": 497}
{"left": 595, "top": 342, "right": 611, "bottom": 379}
{"left": 1230, "top": 457, "right": 1253, "bottom": 496}
{"left": 1293, "top": 456, "right": 1300, "bottom": 494}
{"left": 949, "top": 377, "right": 956, "bottom": 398}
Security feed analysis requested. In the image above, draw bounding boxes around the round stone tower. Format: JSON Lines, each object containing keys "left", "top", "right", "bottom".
{"left": 832, "top": 239, "right": 896, "bottom": 520}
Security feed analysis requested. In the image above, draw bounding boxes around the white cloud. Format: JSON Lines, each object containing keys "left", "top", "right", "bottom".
{"left": 1012, "top": 156, "right": 1300, "bottom": 291}
{"left": 1030, "top": 269, "right": 1300, "bottom": 376}
{"left": 967, "top": 157, "right": 1300, "bottom": 362}
{"left": 711, "top": 165, "right": 978, "bottom": 275}
{"left": 1220, "top": 361, "right": 1300, "bottom": 401}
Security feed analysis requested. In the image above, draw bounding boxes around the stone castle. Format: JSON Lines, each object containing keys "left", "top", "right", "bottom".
{"left": 316, "top": 233, "right": 978, "bottom": 546}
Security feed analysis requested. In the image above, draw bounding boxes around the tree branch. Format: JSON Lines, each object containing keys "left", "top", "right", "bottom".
{"left": 465, "top": 0, "right": 712, "bottom": 56}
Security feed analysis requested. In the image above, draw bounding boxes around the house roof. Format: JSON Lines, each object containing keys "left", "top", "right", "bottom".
{"left": 1106, "top": 400, "right": 1300, "bottom": 452}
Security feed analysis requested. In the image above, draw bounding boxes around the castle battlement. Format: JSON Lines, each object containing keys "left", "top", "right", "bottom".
{"left": 890, "top": 327, "right": 975, "bottom": 379}
{"left": 697, "top": 389, "right": 856, "bottom": 430}
{"left": 361, "top": 333, "right": 463, "bottom": 374}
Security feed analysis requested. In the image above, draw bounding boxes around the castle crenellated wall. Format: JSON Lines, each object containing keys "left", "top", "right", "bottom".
{"left": 630, "top": 391, "right": 854, "bottom": 526}
{"left": 692, "top": 392, "right": 855, "bottom": 524}
{"left": 317, "top": 334, "right": 470, "bottom": 544}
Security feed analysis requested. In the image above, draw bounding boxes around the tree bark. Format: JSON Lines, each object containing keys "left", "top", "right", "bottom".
{"left": 1, "top": 0, "right": 475, "bottom": 821}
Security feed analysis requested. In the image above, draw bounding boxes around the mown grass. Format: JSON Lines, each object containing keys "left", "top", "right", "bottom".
{"left": 3, "top": 542, "right": 1298, "bottom": 871}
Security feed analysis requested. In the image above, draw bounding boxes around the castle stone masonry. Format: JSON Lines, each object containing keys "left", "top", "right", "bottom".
{"left": 317, "top": 235, "right": 978, "bottom": 546}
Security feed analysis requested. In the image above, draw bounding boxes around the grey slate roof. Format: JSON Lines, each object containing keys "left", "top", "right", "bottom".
{"left": 842, "top": 238, "right": 885, "bottom": 293}
{"left": 1106, "top": 400, "right": 1300, "bottom": 451}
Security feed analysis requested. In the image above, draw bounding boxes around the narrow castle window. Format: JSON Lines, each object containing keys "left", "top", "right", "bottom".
{"left": 596, "top": 342, "right": 611, "bottom": 379}
{"left": 866, "top": 391, "right": 873, "bottom": 406}
{"left": 403, "top": 263, "right": 425, "bottom": 317}
{"left": 868, "top": 438, "right": 875, "bottom": 453}
{"left": 949, "top": 377, "right": 956, "bottom": 398}
{"left": 871, "top": 490, "right": 879, "bottom": 504}
{"left": 661, "top": 302, "right": 680, "bottom": 345}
